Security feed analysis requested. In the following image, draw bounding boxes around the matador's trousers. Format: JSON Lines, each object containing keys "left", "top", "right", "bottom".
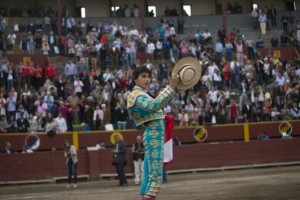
{"left": 140, "top": 119, "right": 165, "bottom": 197}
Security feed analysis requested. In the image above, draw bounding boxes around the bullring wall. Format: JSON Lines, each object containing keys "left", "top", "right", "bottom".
{"left": 0, "top": 121, "right": 299, "bottom": 183}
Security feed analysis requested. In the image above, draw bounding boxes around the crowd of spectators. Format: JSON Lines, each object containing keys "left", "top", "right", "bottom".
{"left": 0, "top": 4, "right": 299, "bottom": 137}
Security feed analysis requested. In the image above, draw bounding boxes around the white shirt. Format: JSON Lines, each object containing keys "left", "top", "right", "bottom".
{"left": 275, "top": 75, "right": 286, "bottom": 86}
{"left": 147, "top": 43, "right": 155, "bottom": 54}
{"left": 129, "top": 29, "right": 139, "bottom": 37}
{"left": 203, "top": 31, "right": 211, "bottom": 39}
{"left": 55, "top": 117, "right": 67, "bottom": 132}
{"left": 7, "top": 33, "right": 17, "bottom": 45}
{"left": 95, "top": 43, "right": 103, "bottom": 52}
{"left": 93, "top": 109, "right": 104, "bottom": 121}
{"left": 169, "top": 27, "right": 176, "bottom": 35}
{"left": 213, "top": 72, "right": 222, "bottom": 81}
{"left": 209, "top": 90, "right": 218, "bottom": 103}
{"left": 73, "top": 80, "right": 84, "bottom": 93}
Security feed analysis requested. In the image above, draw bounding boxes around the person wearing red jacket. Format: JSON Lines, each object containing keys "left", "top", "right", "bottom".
{"left": 34, "top": 65, "right": 44, "bottom": 90}
{"left": 45, "top": 64, "right": 57, "bottom": 81}
{"left": 22, "top": 63, "right": 31, "bottom": 89}
{"left": 119, "top": 74, "right": 128, "bottom": 91}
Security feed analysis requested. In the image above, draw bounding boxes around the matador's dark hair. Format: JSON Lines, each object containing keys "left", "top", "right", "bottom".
{"left": 132, "top": 66, "right": 152, "bottom": 80}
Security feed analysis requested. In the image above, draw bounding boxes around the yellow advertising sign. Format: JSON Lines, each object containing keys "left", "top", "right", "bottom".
{"left": 279, "top": 121, "right": 292, "bottom": 136}
{"left": 193, "top": 127, "right": 208, "bottom": 142}
{"left": 23, "top": 57, "right": 31, "bottom": 65}
{"left": 273, "top": 50, "right": 281, "bottom": 58}
{"left": 110, "top": 132, "right": 124, "bottom": 145}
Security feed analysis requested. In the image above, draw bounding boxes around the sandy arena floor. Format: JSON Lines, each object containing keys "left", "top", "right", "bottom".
{"left": 0, "top": 165, "right": 300, "bottom": 200}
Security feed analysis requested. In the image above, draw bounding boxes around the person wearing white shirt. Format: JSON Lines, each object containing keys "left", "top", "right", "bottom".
{"left": 133, "top": 5, "right": 139, "bottom": 17}
{"left": 184, "top": 100, "right": 195, "bottom": 113}
{"left": 146, "top": 41, "right": 155, "bottom": 62}
{"left": 75, "top": 40, "right": 84, "bottom": 57}
{"left": 103, "top": 68, "right": 112, "bottom": 83}
{"left": 208, "top": 87, "right": 219, "bottom": 105}
{"left": 129, "top": 26, "right": 139, "bottom": 38}
{"left": 203, "top": 29, "right": 212, "bottom": 42}
{"left": 208, "top": 61, "right": 218, "bottom": 79}
{"left": 169, "top": 26, "right": 176, "bottom": 36}
{"left": 129, "top": 39, "right": 137, "bottom": 66}
{"left": 65, "top": 60, "right": 77, "bottom": 82}
{"left": 213, "top": 70, "right": 222, "bottom": 89}
{"left": 73, "top": 77, "right": 84, "bottom": 96}
{"left": 93, "top": 105, "right": 104, "bottom": 130}
{"left": 95, "top": 41, "right": 103, "bottom": 52}
{"left": 275, "top": 73, "right": 286, "bottom": 86}
{"left": 55, "top": 112, "right": 67, "bottom": 133}
{"left": 201, "top": 70, "right": 212, "bottom": 89}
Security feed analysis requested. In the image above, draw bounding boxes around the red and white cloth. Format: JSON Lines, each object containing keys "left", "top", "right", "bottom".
{"left": 163, "top": 115, "right": 174, "bottom": 165}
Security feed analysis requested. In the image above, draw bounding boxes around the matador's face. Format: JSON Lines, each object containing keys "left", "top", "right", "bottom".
{"left": 135, "top": 73, "right": 151, "bottom": 91}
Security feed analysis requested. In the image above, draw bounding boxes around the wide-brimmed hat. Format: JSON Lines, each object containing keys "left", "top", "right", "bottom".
{"left": 171, "top": 57, "right": 202, "bottom": 90}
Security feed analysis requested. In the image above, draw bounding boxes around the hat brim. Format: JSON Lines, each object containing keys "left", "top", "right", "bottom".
{"left": 171, "top": 57, "right": 202, "bottom": 90}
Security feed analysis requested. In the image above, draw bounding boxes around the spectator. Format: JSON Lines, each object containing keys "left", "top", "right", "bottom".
{"left": 112, "top": 134, "right": 128, "bottom": 186}
{"left": 2, "top": 142, "right": 15, "bottom": 154}
{"left": 258, "top": 10, "right": 267, "bottom": 35}
{"left": 0, "top": 92, "right": 6, "bottom": 117}
{"left": 43, "top": 91, "right": 55, "bottom": 116}
{"left": 290, "top": 102, "right": 300, "bottom": 119}
{"left": 95, "top": 140, "right": 106, "bottom": 149}
{"left": 257, "top": 131, "right": 270, "bottom": 141}
{"left": 102, "top": 103, "right": 111, "bottom": 128}
{"left": 177, "top": 15, "right": 185, "bottom": 34}
{"left": 55, "top": 112, "right": 67, "bottom": 133}
{"left": 16, "top": 113, "right": 30, "bottom": 132}
{"left": 15, "top": 104, "right": 29, "bottom": 120}
{"left": 6, "top": 115, "right": 17, "bottom": 133}
{"left": 93, "top": 104, "right": 103, "bottom": 130}
{"left": 68, "top": 92, "right": 80, "bottom": 125}
{"left": 65, "top": 60, "right": 77, "bottom": 82}
{"left": 6, "top": 91, "right": 17, "bottom": 119}
{"left": 115, "top": 101, "right": 129, "bottom": 130}
{"left": 45, "top": 112, "right": 57, "bottom": 136}
{"left": 73, "top": 76, "right": 84, "bottom": 97}
{"left": 270, "top": 35, "right": 279, "bottom": 47}
{"left": 132, "top": 135, "right": 144, "bottom": 185}
{"left": 251, "top": 8, "right": 259, "bottom": 30}
{"left": 0, "top": 114, "right": 7, "bottom": 132}
{"left": 64, "top": 140, "right": 78, "bottom": 188}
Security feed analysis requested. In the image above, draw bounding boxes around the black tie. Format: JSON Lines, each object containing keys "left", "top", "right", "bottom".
{"left": 147, "top": 91, "right": 155, "bottom": 98}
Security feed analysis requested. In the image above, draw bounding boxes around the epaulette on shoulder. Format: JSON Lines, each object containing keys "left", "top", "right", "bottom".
{"left": 127, "top": 90, "right": 145, "bottom": 108}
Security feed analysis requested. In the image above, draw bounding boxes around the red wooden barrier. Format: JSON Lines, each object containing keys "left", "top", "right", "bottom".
{"left": 1, "top": 139, "right": 300, "bottom": 182}
{"left": 0, "top": 121, "right": 299, "bottom": 152}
